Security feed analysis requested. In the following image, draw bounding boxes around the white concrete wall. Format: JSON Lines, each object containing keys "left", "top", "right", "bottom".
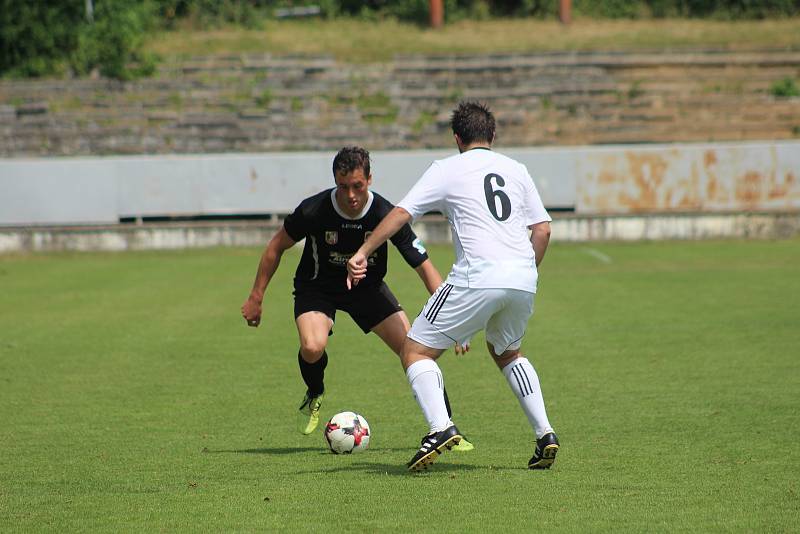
{"left": 2, "top": 212, "right": 798, "bottom": 254}
{"left": 1, "top": 141, "right": 798, "bottom": 227}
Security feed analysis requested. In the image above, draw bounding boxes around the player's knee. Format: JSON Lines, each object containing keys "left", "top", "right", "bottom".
{"left": 493, "top": 352, "right": 521, "bottom": 370}
{"left": 488, "top": 342, "right": 521, "bottom": 369}
{"left": 299, "top": 340, "right": 327, "bottom": 361}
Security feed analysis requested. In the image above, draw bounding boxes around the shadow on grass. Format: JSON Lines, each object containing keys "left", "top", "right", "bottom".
{"left": 203, "top": 444, "right": 409, "bottom": 455}
{"left": 293, "top": 461, "right": 491, "bottom": 476}
{"left": 203, "top": 447, "right": 325, "bottom": 455}
{"left": 203, "top": 447, "right": 505, "bottom": 475}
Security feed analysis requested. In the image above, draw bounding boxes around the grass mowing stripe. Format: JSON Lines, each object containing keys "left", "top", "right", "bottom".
{"left": 1, "top": 240, "right": 798, "bottom": 531}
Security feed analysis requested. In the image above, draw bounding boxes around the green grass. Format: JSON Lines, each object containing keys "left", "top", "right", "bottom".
{"left": 146, "top": 18, "right": 800, "bottom": 63}
{"left": 1, "top": 240, "right": 799, "bottom": 532}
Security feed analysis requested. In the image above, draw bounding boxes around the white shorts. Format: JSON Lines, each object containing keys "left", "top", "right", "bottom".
{"left": 408, "top": 283, "right": 535, "bottom": 353}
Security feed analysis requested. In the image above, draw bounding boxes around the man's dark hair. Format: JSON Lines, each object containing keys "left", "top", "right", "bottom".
{"left": 450, "top": 101, "right": 496, "bottom": 146}
{"left": 332, "top": 146, "right": 371, "bottom": 178}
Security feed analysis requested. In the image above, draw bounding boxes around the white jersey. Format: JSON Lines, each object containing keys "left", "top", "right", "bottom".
{"left": 397, "top": 148, "right": 551, "bottom": 293}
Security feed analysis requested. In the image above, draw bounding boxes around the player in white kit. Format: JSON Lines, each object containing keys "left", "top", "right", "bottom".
{"left": 347, "top": 102, "right": 558, "bottom": 471}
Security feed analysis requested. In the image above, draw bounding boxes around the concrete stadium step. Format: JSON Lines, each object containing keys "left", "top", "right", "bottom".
{"left": 2, "top": 49, "right": 798, "bottom": 156}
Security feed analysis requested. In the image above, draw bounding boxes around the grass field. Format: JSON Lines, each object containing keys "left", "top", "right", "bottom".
{"left": 147, "top": 18, "right": 800, "bottom": 63}
{"left": 1, "top": 239, "right": 799, "bottom": 532}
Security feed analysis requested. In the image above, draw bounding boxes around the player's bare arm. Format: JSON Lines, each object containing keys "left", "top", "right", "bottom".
{"left": 530, "top": 221, "right": 551, "bottom": 267}
{"left": 347, "top": 206, "right": 412, "bottom": 288}
{"left": 413, "top": 259, "right": 443, "bottom": 295}
{"left": 242, "top": 226, "right": 296, "bottom": 327}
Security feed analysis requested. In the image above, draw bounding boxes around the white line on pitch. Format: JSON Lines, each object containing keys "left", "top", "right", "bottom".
{"left": 581, "top": 247, "right": 613, "bottom": 264}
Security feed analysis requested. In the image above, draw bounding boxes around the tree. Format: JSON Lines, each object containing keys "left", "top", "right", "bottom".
{"left": 0, "top": 0, "right": 156, "bottom": 80}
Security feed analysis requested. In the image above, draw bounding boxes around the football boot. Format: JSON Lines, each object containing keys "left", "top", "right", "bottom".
{"left": 528, "top": 431, "right": 559, "bottom": 470}
{"left": 298, "top": 391, "right": 324, "bottom": 435}
{"left": 451, "top": 434, "right": 475, "bottom": 452}
{"left": 407, "top": 424, "right": 462, "bottom": 471}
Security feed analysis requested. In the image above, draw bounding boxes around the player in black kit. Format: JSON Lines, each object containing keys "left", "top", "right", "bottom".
{"left": 241, "top": 146, "right": 473, "bottom": 450}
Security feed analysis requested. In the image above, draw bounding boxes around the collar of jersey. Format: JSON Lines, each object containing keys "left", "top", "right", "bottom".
{"left": 330, "top": 189, "right": 374, "bottom": 220}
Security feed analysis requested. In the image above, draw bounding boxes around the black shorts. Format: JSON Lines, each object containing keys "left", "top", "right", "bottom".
{"left": 293, "top": 282, "right": 402, "bottom": 334}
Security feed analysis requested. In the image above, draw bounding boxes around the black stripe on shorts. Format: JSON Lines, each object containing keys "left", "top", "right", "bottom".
{"left": 425, "top": 283, "right": 453, "bottom": 324}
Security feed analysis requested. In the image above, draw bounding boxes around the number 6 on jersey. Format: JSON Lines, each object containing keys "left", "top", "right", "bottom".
{"left": 484, "top": 173, "right": 511, "bottom": 221}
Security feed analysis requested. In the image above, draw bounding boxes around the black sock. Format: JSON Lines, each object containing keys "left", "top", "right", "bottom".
{"left": 443, "top": 385, "right": 453, "bottom": 418}
{"left": 298, "top": 350, "right": 327, "bottom": 397}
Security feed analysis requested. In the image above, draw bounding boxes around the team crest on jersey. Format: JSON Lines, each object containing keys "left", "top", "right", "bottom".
{"left": 325, "top": 231, "right": 338, "bottom": 245}
{"left": 364, "top": 231, "right": 372, "bottom": 241}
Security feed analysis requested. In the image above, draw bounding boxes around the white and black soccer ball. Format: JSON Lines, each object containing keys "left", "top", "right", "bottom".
{"left": 323, "top": 411, "right": 370, "bottom": 454}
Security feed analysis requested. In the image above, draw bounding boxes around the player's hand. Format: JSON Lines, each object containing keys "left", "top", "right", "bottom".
{"left": 346, "top": 251, "right": 368, "bottom": 290}
{"left": 241, "top": 296, "right": 262, "bottom": 327}
{"left": 454, "top": 342, "right": 470, "bottom": 356}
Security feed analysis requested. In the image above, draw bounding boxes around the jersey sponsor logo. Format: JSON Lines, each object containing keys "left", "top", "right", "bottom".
{"left": 325, "top": 231, "right": 338, "bottom": 245}
{"left": 342, "top": 223, "right": 363, "bottom": 229}
{"left": 328, "top": 251, "right": 377, "bottom": 266}
{"left": 328, "top": 251, "right": 351, "bottom": 265}
{"left": 412, "top": 237, "right": 427, "bottom": 255}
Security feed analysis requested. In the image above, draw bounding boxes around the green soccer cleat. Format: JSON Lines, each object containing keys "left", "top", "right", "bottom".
{"left": 298, "top": 391, "right": 324, "bottom": 435}
{"left": 451, "top": 435, "right": 474, "bottom": 452}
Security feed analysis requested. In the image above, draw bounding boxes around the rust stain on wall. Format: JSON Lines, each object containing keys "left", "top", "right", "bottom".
{"left": 704, "top": 149, "right": 725, "bottom": 203}
{"left": 735, "top": 171, "right": 765, "bottom": 205}
{"left": 581, "top": 155, "right": 621, "bottom": 212}
{"left": 598, "top": 169, "right": 617, "bottom": 185}
{"left": 574, "top": 143, "right": 799, "bottom": 214}
{"left": 769, "top": 171, "right": 796, "bottom": 200}
{"left": 615, "top": 152, "right": 666, "bottom": 211}
{"left": 704, "top": 150, "right": 717, "bottom": 168}
{"left": 682, "top": 160, "right": 701, "bottom": 209}
{"left": 735, "top": 169, "right": 798, "bottom": 206}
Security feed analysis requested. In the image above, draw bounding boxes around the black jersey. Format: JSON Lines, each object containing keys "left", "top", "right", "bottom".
{"left": 283, "top": 189, "right": 428, "bottom": 293}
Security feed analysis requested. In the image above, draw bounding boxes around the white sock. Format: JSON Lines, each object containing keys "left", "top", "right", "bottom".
{"left": 502, "top": 357, "right": 554, "bottom": 439}
{"left": 406, "top": 359, "right": 452, "bottom": 433}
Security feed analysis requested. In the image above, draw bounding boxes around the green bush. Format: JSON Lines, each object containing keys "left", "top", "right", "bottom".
{"left": 681, "top": 0, "right": 800, "bottom": 19}
{"left": 155, "top": 0, "right": 267, "bottom": 28}
{"left": 770, "top": 77, "right": 800, "bottom": 97}
{"left": 73, "top": 1, "right": 158, "bottom": 80}
{"left": 0, "top": 0, "right": 157, "bottom": 80}
{"left": 492, "top": 0, "right": 800, "bottom": 19}
{"left": 3, "top": 0, "right": 800, "bottom": 80}
{"left": 69, "top": 1, "right": 800, "bottom": 34}
{"left": 0, "top": 1, "right": 84, "bottom": 77}
{"left": 575, "top": 0, "right": 643, "bottom": 18}
{"left": 573, "top": 0, "right": 800, "bottom": 19}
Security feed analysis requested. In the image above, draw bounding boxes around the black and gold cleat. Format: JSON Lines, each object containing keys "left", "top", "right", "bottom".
{"left": 407, "top": 425, "right": 462, "bottom": 471}
{"left": 528, "top": 432, "right": 559, "bottom": 470}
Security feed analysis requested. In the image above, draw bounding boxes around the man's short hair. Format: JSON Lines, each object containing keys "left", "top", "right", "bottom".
{"left": 333, "top": 146, "right": 371, "bottom": 178}
{"left": 450, "top": 101, "right": 496, "bottom": 146}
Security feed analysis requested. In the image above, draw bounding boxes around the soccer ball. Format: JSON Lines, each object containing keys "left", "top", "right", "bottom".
{"left": 323, "top": 411, "right": 370, "bottom": 454}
